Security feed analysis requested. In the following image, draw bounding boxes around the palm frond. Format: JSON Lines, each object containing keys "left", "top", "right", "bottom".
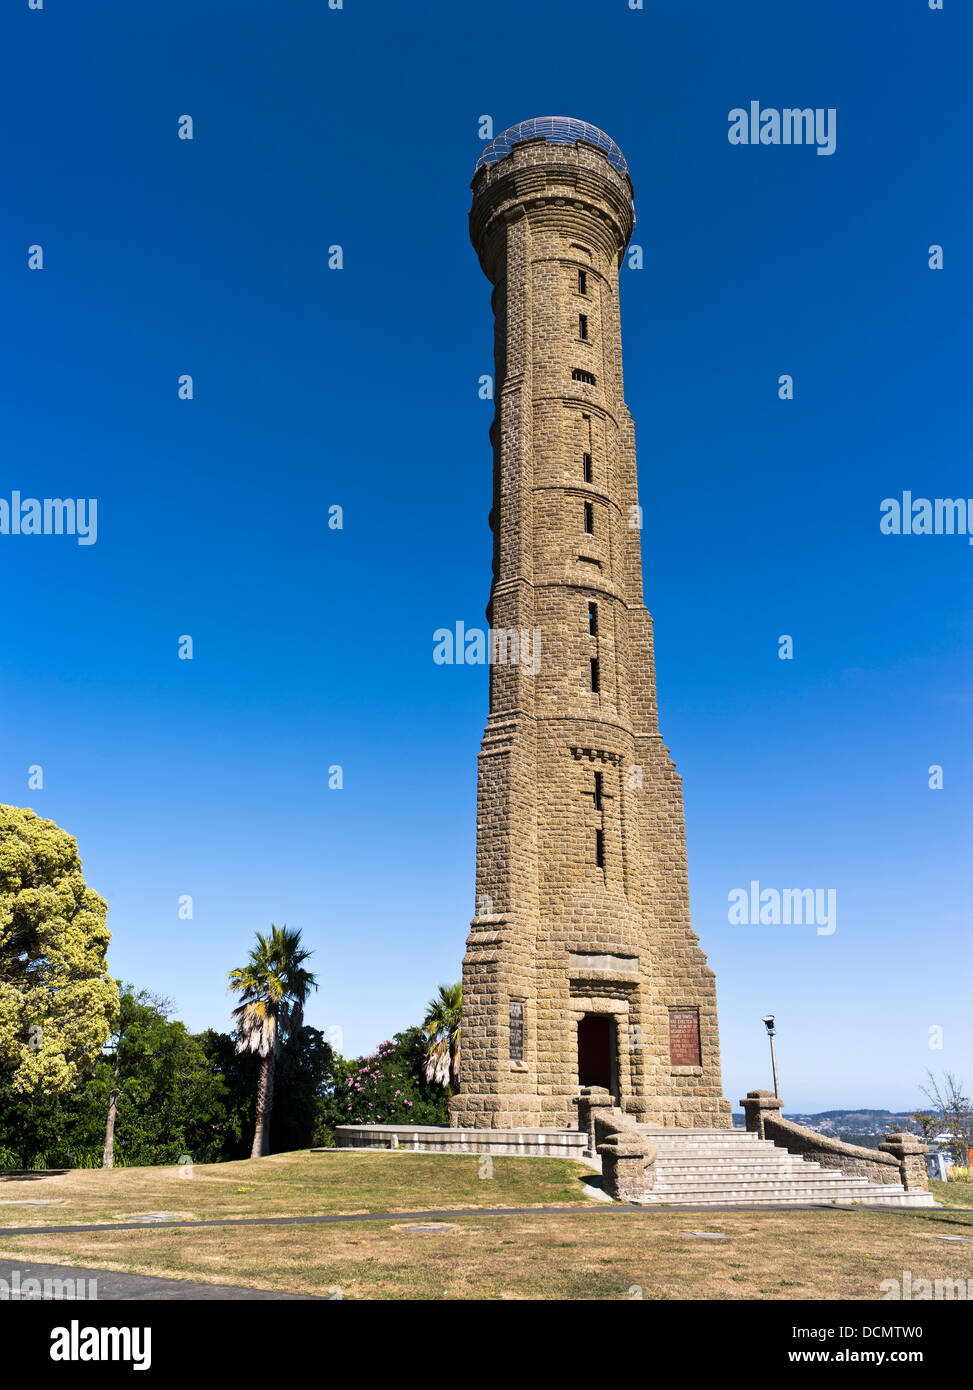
{"left": 227, "top": 923, "right": 318, "bottom": 1057}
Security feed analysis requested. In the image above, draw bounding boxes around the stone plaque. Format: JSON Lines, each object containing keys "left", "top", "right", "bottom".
{"left": 668, "top": 1008, "right": 701, "bottom": 1067}
{"left": 569, "top": 952, "right": 638, "bottom": 977}
{"left": 509, "top": 1000, "right": 524, "bottom": 1062}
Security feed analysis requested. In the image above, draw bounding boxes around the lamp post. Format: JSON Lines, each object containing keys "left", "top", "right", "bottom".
{"left": 762, "top": 1015, "right": 780, "bottom": 1099}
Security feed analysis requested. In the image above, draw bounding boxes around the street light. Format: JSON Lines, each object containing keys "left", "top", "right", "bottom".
{"left": 762, "top": 1015, "right": 780, "bottom": 1099}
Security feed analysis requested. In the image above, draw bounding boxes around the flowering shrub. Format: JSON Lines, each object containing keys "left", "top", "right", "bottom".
{"left": 317, "top": 1028, "right": 448, "bottom": 1139}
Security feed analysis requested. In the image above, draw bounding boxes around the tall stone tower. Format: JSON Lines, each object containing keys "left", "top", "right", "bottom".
{"left": 451, "top": 118, "right": 730, "bottom": 1132}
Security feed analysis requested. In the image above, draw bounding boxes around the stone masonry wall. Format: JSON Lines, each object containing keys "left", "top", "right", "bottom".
{"left": 452, "top": 129, "right": 731, "bottom": 1131}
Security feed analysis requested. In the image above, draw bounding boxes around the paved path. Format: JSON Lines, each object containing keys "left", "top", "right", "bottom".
{"left": 0, "top": 1200, "right": 964, "bottom": 1239}
{"left": 0, "top": 1258, "right": 320, "bottom": 1300}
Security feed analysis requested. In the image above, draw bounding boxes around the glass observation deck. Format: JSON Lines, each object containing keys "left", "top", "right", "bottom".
{"left": 473, "top": 117, "right": 629, "bottom": 177}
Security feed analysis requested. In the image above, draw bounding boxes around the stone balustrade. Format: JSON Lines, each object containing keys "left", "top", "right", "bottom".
{"left": 740, "top": 1090, "right": 929, "bottom": 1192}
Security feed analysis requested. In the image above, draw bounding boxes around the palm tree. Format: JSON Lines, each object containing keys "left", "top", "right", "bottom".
{"left": 228, "top": 924, "right": 317, "bottom": 1158}
{"left": 422, "top": 982, "right": 461, "bottom": 1093}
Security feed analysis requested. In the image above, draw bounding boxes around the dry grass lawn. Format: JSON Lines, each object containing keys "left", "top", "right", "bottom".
{"left": 2, "top": 1206, "right": 973, "bottom": 1300}
{"left": 1, "top": 1153, "right": 971, "bottom": 1300}
{"left": 0, "top": 1150, "right": 594, "bottom": 1228}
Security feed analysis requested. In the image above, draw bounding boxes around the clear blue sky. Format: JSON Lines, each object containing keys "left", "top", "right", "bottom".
{"left": 2, "top": 0, "right": 969, "bottom": 1112}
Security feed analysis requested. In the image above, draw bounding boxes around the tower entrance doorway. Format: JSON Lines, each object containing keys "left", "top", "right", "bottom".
{"left": 577, "top": 1014, "right": 617, "bottom": 1094}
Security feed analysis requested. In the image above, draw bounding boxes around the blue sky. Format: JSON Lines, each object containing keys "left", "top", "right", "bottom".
{"left": 2, "top": 0, "right": 969, "bottom": 1111}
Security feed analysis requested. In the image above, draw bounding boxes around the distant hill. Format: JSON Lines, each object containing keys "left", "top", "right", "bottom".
{"left": 731, "top": 1108, "right": 923, "bottom": 1149}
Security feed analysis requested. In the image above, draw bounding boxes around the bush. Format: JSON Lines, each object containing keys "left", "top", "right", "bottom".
{"left": 321, "top": 1027, "right": 449, "bottom": 1131}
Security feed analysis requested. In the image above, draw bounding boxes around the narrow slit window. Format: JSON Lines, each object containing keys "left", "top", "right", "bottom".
{"left": 590, "top": 656, "right": 600, "bottom": 692}
{"left": 595, "top": 829, "right": 605, "bottom": 868}
{"left": 582, "top": 452, "right": 592, "bottom": 483}
{"left": 584, "top": 502, "right": 594, "bottom": 534}
{"left": 588, "top": 602, "right": 598, "bottom": 635}
{"left": 578, "top": 269, "right": 587, "bottom": 294}
{"left": 578, "top": 313, "right": 588, "bottom": 341}
{"left": 572, "top": 368, "right": 596, "bottom": 385}
{"left": 593, "top": 771, "right": 603, "bottom": 810}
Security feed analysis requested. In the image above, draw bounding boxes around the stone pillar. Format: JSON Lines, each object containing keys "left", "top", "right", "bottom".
{"left": 740, "top": 1089, "right": 782, "bottom": 1138}
{"left": 593, "top": 1109, "right": 657, "bottom": 1202}
{"left": 576, "top": 1089, "right": 658, "bottom": 1201}
{"left": 598, "top": 1132, "right": 654, "bottom": 1203}
{"left": 576, "top": 1085, "right": 614, "bottom": 1156}
{"left": 878, "top": 1132, "right": 930, "bottom": 1191}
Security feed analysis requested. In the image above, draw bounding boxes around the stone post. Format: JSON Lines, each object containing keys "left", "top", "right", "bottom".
{"left": 740, "top": 1089, "right": 782, "bottom": 1138}
{"left": 598, "top": 1131, "right": 656, "bottom": 1203}
{"left": 878, "top": 1132, "right": 930, "bottom": 1192}
{"left": 576, "top": 1085, "right": 614, "bottom": 1156}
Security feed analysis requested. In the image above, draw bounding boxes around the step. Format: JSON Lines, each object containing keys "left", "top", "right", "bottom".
{"left": 647, "top": 1141, "right": 775, "bottom": 1152}
{"left": 654, "top": 1150, "right": 819, "bottom": 1163}
{"left": 655, "top": 1164, "right": 828, "bottom": 1179}
{"left": 651, "top": 1147, "right": 782, "bottom": 1158}
{"left": 638, "top": 1127, "right": 752, "bottom": 1136}
{"left": 645, "top": 1192, "right": 934, "bottom": 1208}
{"left": 652, "top": 1178, "right": 899, "bottom": 1194}
{"left": 642, "top": 1131, "right": 760, "bottom": 1140}
{"left": 656, "top": 1151, "right": 821, "bottom": 1162}
{"left": 623, "top": 1123, "right": 938, "bottom": 1207}
{"left": 651, "top": 1177, "right": 875, "bottom": 1195}
{"left": 639, "top": 1135, "right": 761, "bottom": 1145}
{"left": 655, "top": 1156, "right": 825, "bottom": 1168}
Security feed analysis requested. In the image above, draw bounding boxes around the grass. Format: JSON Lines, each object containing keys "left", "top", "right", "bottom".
{"left": 930, "top": 1178, "right": 973, "bottom": 1208}
{"left": 0, "top": 1150, "right": 595, "bottom": 1228}
{"left": 2, "top": 1205, "right": 972, "bottom": 1300}
{"left": 1, "top": 1153, "right": 971, "bottom": 1300}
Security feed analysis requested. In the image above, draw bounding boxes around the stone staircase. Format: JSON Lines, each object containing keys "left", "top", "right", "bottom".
{"left": 635, "top": 1126, "right": 936, "bottom": 1207}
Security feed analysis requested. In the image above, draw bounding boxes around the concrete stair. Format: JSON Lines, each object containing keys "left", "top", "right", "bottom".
{"left": 632, "top": 1126, "right": 936, "bottom": 1207}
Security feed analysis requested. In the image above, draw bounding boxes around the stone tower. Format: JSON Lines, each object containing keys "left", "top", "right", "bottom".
{"left": 451, "top": 118, "right": 731, "bottom": 1132}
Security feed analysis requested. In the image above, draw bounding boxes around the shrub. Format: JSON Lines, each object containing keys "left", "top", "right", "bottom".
{"left": 321, "top": 1028, "right": 449, "bottom": 1131}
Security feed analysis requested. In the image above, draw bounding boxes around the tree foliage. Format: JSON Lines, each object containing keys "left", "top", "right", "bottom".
{"left": 422, "top": 982, "right": 461, "bottom": 1092}
{"left": 920, "top": 1070, "right": 973, "bottom": 1164}
{"left": 228, "top": 924, "right": 318, "bottom": 1157}
{"left": 319, "top": 1027, "right": 449, "bottom": 1138}
{"left": 0, "top": 806, "right": 118, "bottom": 1095}
{"left": 0, "top": 988, "right": 338, "bottom": 1168}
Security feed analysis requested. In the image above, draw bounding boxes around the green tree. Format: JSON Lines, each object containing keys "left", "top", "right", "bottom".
{"left": 907, "top": 1109, "right": 938, "bottom": 1142}
{"left": 0, "top": 806, "right": 118, "bottom": 1096}
{"left": 422, "top": 982, "right": 461, "bottom": 1093}
{"left": 920, "top": 1071, "right": 973, "bottom": 1166}
{"left": 101, "top": 987, "right": 174, "bottom": 1168}
{"left": 0, "top": 987, "right": 232, "bottom": 1168}
{"left": 228, "top": 925, "right": 317, "bottom": 1158}
{"left": 198, "top": 1025, "right": 338, "bottom": 1157}
{"left": 98, "top": 986, "right": 230, "bottom": 1167}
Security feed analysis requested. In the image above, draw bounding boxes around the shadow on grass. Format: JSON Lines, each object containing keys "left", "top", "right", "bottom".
{"left": 0, "top": 1171, "right": 69, "bottom": 1181}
